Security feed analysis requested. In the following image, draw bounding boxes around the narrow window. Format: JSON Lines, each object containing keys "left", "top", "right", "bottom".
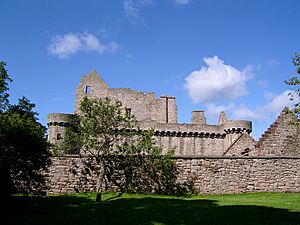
{"left": 85, "top": 86, "right": 91, "bottom": 94}
{"left": 57, "top": 133, "right": 62, "bottom": 140}
{"left": 126, "top": 108, "right": 132, "bottom": 116}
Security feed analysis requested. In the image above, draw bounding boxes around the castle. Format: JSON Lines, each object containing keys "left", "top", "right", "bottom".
{"left": 46, "top": 70, "right": 299, "bottom": 194}
{"left": 47, "top": 70, "right": 299, "bottom": 157}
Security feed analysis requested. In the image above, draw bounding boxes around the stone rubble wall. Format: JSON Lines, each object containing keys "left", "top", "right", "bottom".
{"left": 255, "top": 110, "right": 300, "bottom": 156}
{"left": 47, "top": 155, "right": 300, "bottom": 194}
{"left": 223, "top": 133, "right": 256, "bottom": 156}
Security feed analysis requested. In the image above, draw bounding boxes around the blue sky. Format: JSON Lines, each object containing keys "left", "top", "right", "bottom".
{"left": 0, "top": 0, "right": 299, "bottom": 139}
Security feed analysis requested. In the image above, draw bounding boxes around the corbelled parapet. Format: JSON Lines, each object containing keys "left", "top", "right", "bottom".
{"left": 47, "top": 113, "right": 75, "bottom": 126}
{"left": 223, "top": 120, "right": 252, "bottom": 134}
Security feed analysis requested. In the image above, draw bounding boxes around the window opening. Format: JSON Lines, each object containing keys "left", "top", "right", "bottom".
{"left": 85, "top": 86, "right": 91, "bottom": 94}
{"left": 57, "top": 133, "right": 62, "bottom": 140}
{"left": 126, "top": 108, "right": 132, "bottom": 116}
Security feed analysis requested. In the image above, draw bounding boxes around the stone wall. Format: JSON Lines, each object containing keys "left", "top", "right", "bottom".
{"left": 47, "top": 155, "right": 300, "bottom": 194}
{"left": 176, "top": 156, "right": 299, "bottom": 194}
{"left": 74, "top": 70, "right": 177, "bottom": 124}
{"left": 255, "top": 109, "right": 300, "bottom": 156}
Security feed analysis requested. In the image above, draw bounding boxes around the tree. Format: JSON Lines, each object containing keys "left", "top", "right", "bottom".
{"left": 285, "top": 52, "right": 300, "bottom": 119}
{"left": 0, "top": 61, "right": 12, "bottom": 112}
{"left": 64, "top": 97, "right": 187, "bottom": 201}
{"left": 0, "top": 62, "right": 51, "bottom": 197}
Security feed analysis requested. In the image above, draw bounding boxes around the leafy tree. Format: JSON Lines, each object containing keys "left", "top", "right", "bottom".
{"left": 285, "top": 52, "right": 300, "bottom": 119}
{"left": 0, "top": 62, "right": 51, "bottom": 197}
{"left": 64, "top": 97, "right": 189, "bottom": 201}
{"left": 0, "top": 61, "right": 12, "bottom": 112}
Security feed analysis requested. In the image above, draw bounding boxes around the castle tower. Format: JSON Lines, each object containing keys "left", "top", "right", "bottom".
{"left": 47, "top": 113, "right": 75, "bottom": 144}
{"left": 75, "top": 70, "right": 109, "bottom": 113}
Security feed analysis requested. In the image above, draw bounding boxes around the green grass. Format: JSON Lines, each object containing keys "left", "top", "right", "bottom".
{"left": 1, "top": 192, "right": 299, "bottom": 225}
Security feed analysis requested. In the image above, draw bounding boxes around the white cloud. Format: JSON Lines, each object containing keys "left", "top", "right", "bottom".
{"left": 48, "top": 32, "right": 118, "bottom": 59}
{"left": 123, "top": 0, "right": 142, "bottom": 24}
{"left": 48, "top": 33, "right": 82, "bottom": 59}
{"left": 263, "top": 90, "right": 294, "bottom": 113}
{"left": 81, "top": 33, "right": 105, "bottom": 53}
{"left": 175, "top": 0, "right": 189, "bottom": 5}
{"left": 184, "top": 56, "right": 250, "bottom": 103}
{"left": 264, "top": 92, "right": 274, "bottom": 100}
{"left": 205, "top": 102, "right": 234, "bottom": 119}
{"left": 206, "top": 102, "right": 263, "bottom": 120}
{"left": 123, "top": 0, "right": 153, "bottom": 24}
{"left": 232, "top": 104, "right": 263, "bottom": 120}
{"left": 205, "top": 90, "right": 294, "bottom": 122}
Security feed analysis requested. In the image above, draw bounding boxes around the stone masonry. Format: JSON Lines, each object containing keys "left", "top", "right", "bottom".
{"left": 46, "top": 70, "right": 300, "bottom": 194}
{"left": 48, "top": 70, "right": 255, "bottom": 156}
{"left": 48, "top": 156, "right": 299, "bottom": 194}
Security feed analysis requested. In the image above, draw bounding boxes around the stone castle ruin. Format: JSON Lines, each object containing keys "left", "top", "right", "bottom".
{"left": 47, "top": 70, "right": 299, "bottom": 194}
{"left": 48, "top": 70, "right": 299, "bottom": 157}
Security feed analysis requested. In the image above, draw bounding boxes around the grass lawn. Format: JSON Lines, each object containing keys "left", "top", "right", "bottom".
{"left": 1, "top": 192, "right": 299, "bottom": 225}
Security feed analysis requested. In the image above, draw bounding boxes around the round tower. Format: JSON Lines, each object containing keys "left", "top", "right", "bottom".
{"left": 47, "top": 113, "right": 75, "bottom": 144}
{"left": 223, "top": 120, "right": 252, "bottom": 150}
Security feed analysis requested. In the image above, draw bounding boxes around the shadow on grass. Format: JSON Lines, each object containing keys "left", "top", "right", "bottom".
{"left": 1, "top": 194, "right": 299, "bottom": 225}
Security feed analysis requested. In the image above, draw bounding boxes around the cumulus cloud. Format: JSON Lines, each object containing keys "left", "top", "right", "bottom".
{"left": 205, "top": 102, "right": 234, "bottom": 119}
{"left": 263, "top": 90, "right": 294, "bottom": 113}
{"left": 175, "top": 0, "right": 189, "bottom": 5}
{"left": 206, "top": 102, "right": 263, "bottom": 120}
{"left": 48, "top": 32, "right": 118, "bottom": 59}
{"left": 232, "top": 104, "right": 264, "bottom": 120}
{"left": 184, "top": 56, "right": 250, "bottom": 103}
{"left": 205, "top": 90, "right": 294, "bottom": 122}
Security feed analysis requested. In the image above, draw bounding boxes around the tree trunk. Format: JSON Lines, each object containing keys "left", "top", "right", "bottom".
{"left": 96, "top": 159, "right": 105, "bottom": 202}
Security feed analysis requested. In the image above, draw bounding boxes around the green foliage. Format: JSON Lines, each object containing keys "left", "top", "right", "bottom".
{"left": 51, "top": 115, "right": 81, "bottom": 155}
{"left": 0, "top": 62, "right": 51, "bottom": 197}
{"left": 79, "top": 96, "right": 136, "bottom": 155}
{"left": 0, "top": 61, "right": 12, "bottom": 112}
{"left": 285, "top": 52, "right": 300, "bottom": 118}
{"left": 63, "top": 97, "right": 193, "bottom": 200}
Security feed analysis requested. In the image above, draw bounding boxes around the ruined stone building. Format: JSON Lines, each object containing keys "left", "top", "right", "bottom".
{"left": 46, "top": 70, "right": 300, "bottom": 194}
{"left": 47, "top": 70, "right": 300, "bottom": 157}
